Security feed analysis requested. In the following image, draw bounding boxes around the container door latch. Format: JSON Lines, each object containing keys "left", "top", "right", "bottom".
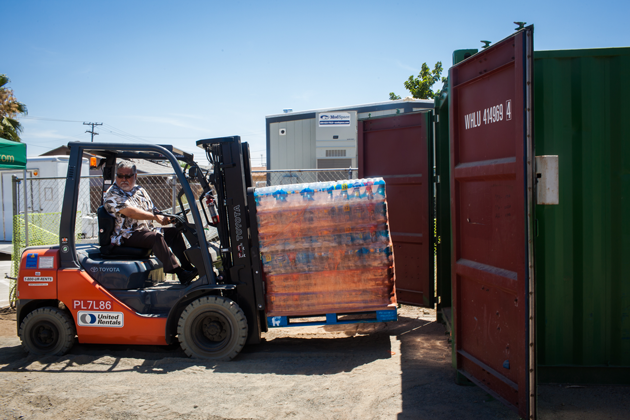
{"left": 535, "top": 155, "right": 559, "bottom": 205}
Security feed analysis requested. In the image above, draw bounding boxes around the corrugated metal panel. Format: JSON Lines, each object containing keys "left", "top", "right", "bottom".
{"left": 449, "top": 28, "right": 535, "bottom": 417}
{"left": 269, "top": 119, "right": 316, "bottom": 169}
{"left": 534, "top": 47, "right": 630, "bottom": 380}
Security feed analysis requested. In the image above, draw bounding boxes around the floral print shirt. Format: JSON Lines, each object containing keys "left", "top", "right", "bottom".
{"left": 103, "top": 183, "right": 159, "bottom": 246}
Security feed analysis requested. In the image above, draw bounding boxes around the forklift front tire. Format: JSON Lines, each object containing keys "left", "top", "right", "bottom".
{"left": 19, "top": 307, "right": 76, "bottom": 356}
{"left": 177, "top": 296, "right": 248, "bottom": 360}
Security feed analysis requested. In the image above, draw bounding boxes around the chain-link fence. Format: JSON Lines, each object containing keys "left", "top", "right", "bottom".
{"left": 6, "top": 167, "right": 358, "bottom": 307}
{"left": 251, "top": 168, "right": 358, "bottom": 187}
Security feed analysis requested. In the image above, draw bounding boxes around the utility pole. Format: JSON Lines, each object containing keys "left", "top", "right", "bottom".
{"left": 83, "top": 122, "right": 103, "bottom": 142}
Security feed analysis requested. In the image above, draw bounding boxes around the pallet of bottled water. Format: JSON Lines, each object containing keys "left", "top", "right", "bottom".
{"left": 254, "top": 178, "right": 396, "bottom": 317}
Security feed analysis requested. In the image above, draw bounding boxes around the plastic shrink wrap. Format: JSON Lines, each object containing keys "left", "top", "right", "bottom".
{"left": 254, "top": 178, "right": 396, "bottom": 317}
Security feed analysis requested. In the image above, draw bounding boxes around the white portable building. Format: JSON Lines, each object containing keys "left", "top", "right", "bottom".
{"left": 265, "top": 98, "right": 433, "bottom": 173}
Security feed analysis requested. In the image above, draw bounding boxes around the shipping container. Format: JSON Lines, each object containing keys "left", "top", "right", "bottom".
{"left": 533, "top": 47, "right": 630, "bottom": 383}
{"left": 430, "top": 28, "right": 630, "bottom": 418}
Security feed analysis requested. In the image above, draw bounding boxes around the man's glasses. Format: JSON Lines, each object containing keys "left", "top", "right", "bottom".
{"left": 116, "top": 174, "right": 135, "bottom": 180}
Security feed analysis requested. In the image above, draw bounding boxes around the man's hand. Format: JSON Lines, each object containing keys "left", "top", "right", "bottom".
{"left": 154, "top": 214, "right": 173, "bottom": 225}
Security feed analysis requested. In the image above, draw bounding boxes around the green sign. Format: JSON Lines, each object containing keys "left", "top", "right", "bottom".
{"left": 0, "top": 137, "right": 26, "bottom": 170}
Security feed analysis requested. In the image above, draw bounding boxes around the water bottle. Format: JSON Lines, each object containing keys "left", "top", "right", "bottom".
{"left": 273, "top": 187, "right": 288, "bottom": 203}
{"left": 351, "top": 181, "right": 362, "bottom": 200}
{"left": 295, "top": 251, "right": 308, "bottom": 272}
{"left": 319, "top": 229, "right": 335, "bottom": 248}
{"left": 253, "top": 189, "right": 262, "bottom": 206}
{"left": 364, "top": 179, "right": 374, "bottom": 200}
{"left": 262, "top": 253, "right": 275, "bottom": 274}
{"left": 374, "top": 178, "right": 386, "bottom": 199}
{"left": 326, "top": 182, "right": 335, "bottom": 200}
{"left": 340, "top": 248, "right": 354, "bottom": 270}
{"left": 356, "top": 247, "right": 370, "bottom": 268}
{"left": 332, "top": 181, "right": 347, "bottom": 201}
{"left": 301, "top": 185, "right": 315, "bottom": 201}
{"left": 341, "top": 226, "right": 353, "bottom": 246}
{"left": 303, "top": 208, "right": 316, "bottom": 224}
{"left": 376, "top": 226, "right": 390, "bottom": 244}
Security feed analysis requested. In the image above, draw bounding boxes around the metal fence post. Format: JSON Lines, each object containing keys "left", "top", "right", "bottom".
{"left": 171, "top": 176, "right": 177, "bottom": 214}
{"left": 22, "top": 171, "right": 28, "bottom": 247}
{"left": 11, "top": 175, "right": 19, "bottom": 277}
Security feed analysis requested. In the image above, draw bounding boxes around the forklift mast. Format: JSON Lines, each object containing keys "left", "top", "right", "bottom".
{"left": 197, "top": 136, "right": 267, "bottom": 340}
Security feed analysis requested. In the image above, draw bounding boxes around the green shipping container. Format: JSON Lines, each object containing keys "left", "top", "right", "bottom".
{"left": 534, "top": 47, "right": 630, "bottom": 383}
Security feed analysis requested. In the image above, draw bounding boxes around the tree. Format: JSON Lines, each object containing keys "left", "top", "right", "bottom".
{"left": 0, "top": 74, "right": 28, "bottom": 142}
{"left": 389, "top": 62, "right": 447, "bottom": 100}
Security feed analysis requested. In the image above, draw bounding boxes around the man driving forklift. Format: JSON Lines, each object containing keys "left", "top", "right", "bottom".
{"left": 103, "top": 160, "right": 198, "bottom": 285}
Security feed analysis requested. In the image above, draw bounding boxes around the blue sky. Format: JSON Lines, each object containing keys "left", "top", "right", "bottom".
{"left": 4, "top": 0, "right": 629, "bottom": 166}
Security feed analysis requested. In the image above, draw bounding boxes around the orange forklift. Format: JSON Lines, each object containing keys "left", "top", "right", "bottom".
{"left": 16, "top": 136, "right": 267, "bottom": 360}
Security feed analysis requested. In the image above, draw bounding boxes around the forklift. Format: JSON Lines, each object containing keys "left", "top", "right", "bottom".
{"left": 16, "top": 136, "right": 267, "bottom": 360}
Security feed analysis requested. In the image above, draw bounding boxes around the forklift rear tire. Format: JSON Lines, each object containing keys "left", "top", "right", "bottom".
{"left": 177, "top": 296, "right": 248, "bottom": 360}
{"left": 19, "top": 307, "right": 76, "bottom": 356}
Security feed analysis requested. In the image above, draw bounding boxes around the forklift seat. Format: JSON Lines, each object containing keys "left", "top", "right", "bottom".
{"left": 97, "top": 206, "right": 152, "bottom": 259}
{"left": 78, "top": 245, "right": 163, "bottom": 290}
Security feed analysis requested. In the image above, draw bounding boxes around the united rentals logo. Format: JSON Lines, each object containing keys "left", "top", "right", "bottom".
{"left": 77, "top": 311, "right": 124, "bottom": 327}
{"left": 89, "top": 266, "right": 120, "bottom": 273}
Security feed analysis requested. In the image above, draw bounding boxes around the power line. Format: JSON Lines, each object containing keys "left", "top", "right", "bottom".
{"left": 102, "top": 124, "right": 199, "bottom": 157}
{"left": 83, "top": 122, "right": 103, "bottom": 142}
{"left": 107, "top": 130, "right": 153, "bottom": 143}
{"left": 21, "top": 117, "right": 212, "bottom": 157}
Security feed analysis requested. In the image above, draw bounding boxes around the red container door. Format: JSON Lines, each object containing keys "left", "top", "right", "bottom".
{"left": 358, "top": 112, "right": 433, "bottom": 307}
{"left": 449, "top": 28, "right": 536, "bottom": 418}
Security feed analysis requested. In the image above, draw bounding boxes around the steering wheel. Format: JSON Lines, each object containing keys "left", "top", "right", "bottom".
{"left": 157, "top": 208, "right": 190, "bottom": 226}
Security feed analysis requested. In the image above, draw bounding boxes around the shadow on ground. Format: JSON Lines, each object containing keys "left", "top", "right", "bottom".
{"left": 0, "top": 329, "right": 394, "bottom": 376}
{"left": 389, "top": 315, "right": 518, "bottom": 420}
{"left": 2, "top": 307, "right": 627, "bottom": 419}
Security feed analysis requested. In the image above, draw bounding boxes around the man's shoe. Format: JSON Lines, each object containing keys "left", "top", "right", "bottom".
{"left": 184, "top": 267, "right": 198, "bottom": 277}
{"left": 177, "top": 269, "right": 197, "bottom": 285}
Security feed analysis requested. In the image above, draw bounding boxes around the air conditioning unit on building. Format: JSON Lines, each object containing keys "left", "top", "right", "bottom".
{"left": 315, "top": 111, "right": 357, "bottom": 172}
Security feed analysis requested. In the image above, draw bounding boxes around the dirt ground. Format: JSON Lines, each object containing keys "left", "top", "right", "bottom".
{"left": 0, "top": 305, "right": 628, "bottom": 420}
